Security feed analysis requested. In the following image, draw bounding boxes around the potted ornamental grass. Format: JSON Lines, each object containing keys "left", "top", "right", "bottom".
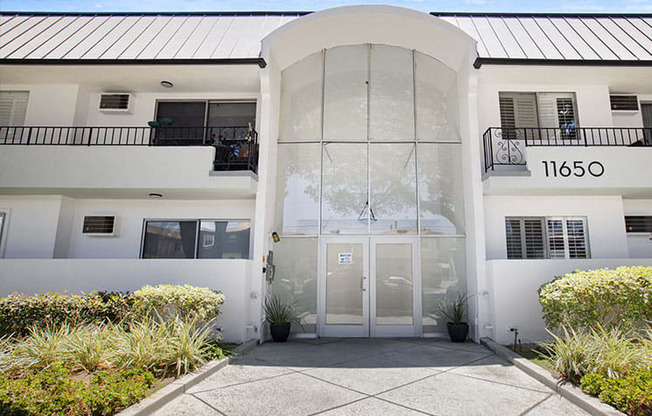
{"left": 437, "top": 292, "right": 472, "bottom": 342}
{"left": 263, "top": 294, "right": 304, "bottom": 342}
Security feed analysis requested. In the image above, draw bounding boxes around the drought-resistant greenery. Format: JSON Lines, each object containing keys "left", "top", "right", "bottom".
{"left": 539, "top": 327, "right": 651, "bottom": 384}
{"left": 0, "top": 291, "right": 132, "bottom": 337}
{"left": 132, "top": 284, "right": 225, "bottom": 321}
{"left": 0, "top": 285, "right": 226, "bottom": 338}
{"left": 539, "top": 266, "right": 652, "bottom": 330}
{"left": 0, "top": 285, "right": 229, "bottom": 416}
{"left": 581, "top": 369, "right": 652, "bottom": 416}
{"left": 436, "top": 292, "right": 471, "bottom": 324}
{"left": 0, "top": 363, "right": 156, "bottom": 416}
{"left": 263, "top": 294, "right": 303, "bottom": 327}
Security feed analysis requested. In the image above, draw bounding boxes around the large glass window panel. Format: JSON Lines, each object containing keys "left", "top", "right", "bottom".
{"left": 370, "top": 144, "right": 417, "bottom": 234}
{"left": 376, "top": 243, "right": 413, "bottom": 325}
{"left": 322, "top": 143, "right": 368, "bottom": 234}
{"left": 369, "top": 45, "right": 415, "bottom": 141}
{"left": 418, "top": 144, "right": 465, "bottom": 235}
{"left": 279, "top": 51, "right": 323, "bottom": 142}
{"left": 415, "top": 51, "right": 459, "bottom": 142}
{"left": 271, "top": 238, "right": 318, "bottom": 333}
{"left": 275, "top": 143, "right": 320, "bottom": 235}
{"left": 197, "top": 220, "right": 250, "bottom": 259}
{"left": 207, "top": 103, "right": 256, "bottom": 140}
{"left": 323, "top": 45, "right": 368, "bottom": 141}
{"left": 326, "top": 242, "right": 364, "bottom": 324}
{"left": 142, "top": 221, "right": 197, "bottom": 259}
{"left": 156, "top": 102, "right": 206, "bottom": 126}
{"left": 421, "top": 237, "right": 466, "bottom": 333}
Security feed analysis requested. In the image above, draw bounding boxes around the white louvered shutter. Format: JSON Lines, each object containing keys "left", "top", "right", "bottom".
{"left": 0, "top": 91, "right": 29, "bottom": 126}
{"left": 505, "top": 217, "right": 546, "bottom": 259}
{"left": 499, "top": 93, "right": 538, "bottom": 128}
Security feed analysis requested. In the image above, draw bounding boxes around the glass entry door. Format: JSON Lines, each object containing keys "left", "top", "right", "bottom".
{"left": 318, "top": 237, "right": 420, "bottom": 337}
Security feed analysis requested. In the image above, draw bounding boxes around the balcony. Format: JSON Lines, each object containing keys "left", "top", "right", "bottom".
{"left": 0, "top": 125, "right": 259, "bottom": 174}
{"left": 481, "top": 127, "right": 652, "bottom": 196}
{"left": 0, "top": 125, "right": 259, "bottom": 199}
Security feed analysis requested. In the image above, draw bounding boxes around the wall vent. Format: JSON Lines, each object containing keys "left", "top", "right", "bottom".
{"left": 99, "top": 93, "right": 132, "bottom": 113}
{"left": 82, "top": 216, "right": 117, "bottom": 236}
{"left": 610, "top": 95, "right": 639, "bottom": 112}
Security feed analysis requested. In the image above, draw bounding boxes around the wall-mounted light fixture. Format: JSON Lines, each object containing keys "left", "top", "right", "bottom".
{"left": 160, "top": 80, "right": 174, "bottom": 88}
{"left": 271, "top": 232, "right": 280, "bottom": 243}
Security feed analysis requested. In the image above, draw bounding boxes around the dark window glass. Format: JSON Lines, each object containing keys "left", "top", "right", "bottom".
{"left": 197, "top": 220, "right": 251, "bottom": 259}
{"left": 143, "top": 221, "right": 197, "bottom": 259}
{"left": 156, "top": 102, "right": 206, "bottom": 127}
{"left": 208, "top": 103, "right": 256, "bottom": 140}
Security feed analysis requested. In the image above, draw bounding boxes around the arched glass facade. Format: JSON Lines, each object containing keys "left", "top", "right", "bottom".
{"left": 273, "top": 44, "right": 466, "bottom": 334}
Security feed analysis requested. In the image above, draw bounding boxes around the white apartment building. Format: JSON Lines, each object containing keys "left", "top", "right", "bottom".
{"left": 0, "top": 6, "right": 651, "bottom": 344}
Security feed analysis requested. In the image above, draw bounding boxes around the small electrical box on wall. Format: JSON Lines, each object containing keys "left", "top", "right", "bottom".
{"left": 265, "top": 250, "right": 275, "bottom": 283}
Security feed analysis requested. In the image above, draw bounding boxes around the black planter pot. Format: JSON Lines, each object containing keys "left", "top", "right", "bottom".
{"left": 270, "top": 323, "right": 292, "bottom": 342}
{"left": 447, "top": 322, "right": 469, "bottom": 342}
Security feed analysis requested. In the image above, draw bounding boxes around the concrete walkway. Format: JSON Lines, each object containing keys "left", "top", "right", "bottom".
{"left": 152, "top": 338, "right": 590, "bottom": 416}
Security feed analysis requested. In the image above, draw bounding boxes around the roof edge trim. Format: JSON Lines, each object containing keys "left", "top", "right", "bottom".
{"left": 474, "top": 57, "right": 652, "bottom": 69}
{"left": 0, "top": 11, "right": 311, "bottom": 16}
{"left": 0, "top": 58, "right": 267, "bottom": 68}
{"left": 434, "top": 12, "right": 652, "bottom": 18}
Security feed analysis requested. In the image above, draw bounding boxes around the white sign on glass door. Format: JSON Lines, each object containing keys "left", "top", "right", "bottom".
{"left": 338, "top": 253, "right": 353, "bottom": 264}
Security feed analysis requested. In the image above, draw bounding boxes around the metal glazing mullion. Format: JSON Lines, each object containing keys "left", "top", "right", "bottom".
{"left": 319, "top": 49, "right": 326, "bottom": 237}
{"left": 367, "top": 44, "right": 371, "bottom": 235}
{"left": 412, "top": 49, "right": 420, "bottom": 237}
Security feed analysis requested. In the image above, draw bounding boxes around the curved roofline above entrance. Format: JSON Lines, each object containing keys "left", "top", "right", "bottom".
{"left": 261, "top": 5, "right": 477, "bottom": 72}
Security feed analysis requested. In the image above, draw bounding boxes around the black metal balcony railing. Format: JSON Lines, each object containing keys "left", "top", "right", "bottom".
{"left": 0, "top": 125, "right": 259, "bottom": 173}
{"left": 483, "top": 127, "right": 652, "bottom": 173}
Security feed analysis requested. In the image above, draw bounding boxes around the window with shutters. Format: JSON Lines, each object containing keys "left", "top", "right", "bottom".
{"left": 498, "top": 92, "right": 578, "bottom": 140}
{"left": 0, "top": 91, "right": 29, "bottom": 126}
{"left": 625, "top": 216, "right": 652, "bottom": 233}
{"left": 505, "top": 216, "right": 589, "bottom": 259}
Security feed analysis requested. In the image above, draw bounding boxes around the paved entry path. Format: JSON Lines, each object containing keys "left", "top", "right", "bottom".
{"left": 152, "top": 338, "right": 590, "bottom": 416}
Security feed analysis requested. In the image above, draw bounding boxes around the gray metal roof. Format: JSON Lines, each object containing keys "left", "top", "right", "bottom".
{"left": 0, "top": 12, "right": 651, "bottom": 64}
{"left": 436, "top": 13, "right": 652, "bottom": 62}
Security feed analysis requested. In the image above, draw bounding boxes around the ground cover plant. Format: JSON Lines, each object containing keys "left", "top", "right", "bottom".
{"left": 537, "top": 266, "right": 652, "bottom": 415}
{"left": 0, "top": 285, "right": 228, "bottom": 416}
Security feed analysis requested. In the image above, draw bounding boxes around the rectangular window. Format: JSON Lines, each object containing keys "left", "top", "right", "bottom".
{"left": 142, "top": 220, "right": 250, "bottom": 259}
{"left": 505, "top": 217, "right": 589, "bottom": 259}
{"left": 153, "top": 101, "right": 256, "bottom": 145}
{"left": 625, "top": 216, "right": 652, "bottom": 233}
{"left": 498, "top": 92, "right": 578, "bottom": 140}
{"left": 0, "top": 212, "right": 5, "bottom": 255}
{"left": 0, "top": 91, "right": 29, "bottom": 126}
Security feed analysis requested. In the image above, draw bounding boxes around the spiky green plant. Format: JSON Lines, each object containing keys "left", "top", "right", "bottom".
{"left": 12, "top": 323, "right": 71, "bottom": 371}
{"left": 65, "top": 324, "right": 112, "bottom": 372}
{"left": 436, "top": 292, "right": 472, "bottom": 324}
{"left": 262, "top": 295, "right": 304, "bottom": 329}
{"left": 166, "top": 317, "right": 213, "bottom": 376}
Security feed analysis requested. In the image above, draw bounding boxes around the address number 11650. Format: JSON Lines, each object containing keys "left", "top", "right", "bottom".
{"left": 542, "top": 161, "right": 604, "bottom": 178}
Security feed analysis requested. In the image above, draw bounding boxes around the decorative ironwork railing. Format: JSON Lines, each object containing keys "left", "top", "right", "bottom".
{"left": 483, "top": 127, "right": 652, "bottom": 173}
{"left": 0, "top": 125, "right": 259, "bottom": 173}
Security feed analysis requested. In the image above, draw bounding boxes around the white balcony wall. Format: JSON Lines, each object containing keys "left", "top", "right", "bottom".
{"left": 0, "top": 259, "right": 253, "bottom": 342}
{"left": 623, "top": 199, "right": 652, "bottom": 258}
{"left": 0, "top": 146, "right": 257, "bottom": 198}
{"left": 487, "top": 258, "right": 652, "bottom": 345}
{"left": 484, "top": 195, "right": 628, "bottom": 260}
{"left": 67, "top": 198, "right": 255, "bottom": 259}
{"left": 484, "top": 147, "right": 652, "bottom": 196}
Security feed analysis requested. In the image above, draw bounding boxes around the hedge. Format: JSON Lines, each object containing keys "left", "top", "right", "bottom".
{"left": 538, "top": 266, "right": 652, "bottom": 330}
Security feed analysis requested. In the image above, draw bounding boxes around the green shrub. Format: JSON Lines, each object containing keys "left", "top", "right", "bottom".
{"left": 132, "top": 285, "right": 225, "bottom": 321}
{"left": 539, "top": 326, "right": 651, "bottom": 384}
{"left": 0, "top": 363, "right": 157, "bottom": 416}
{"left": 1, "top": 318, "right": 225, "bottom": 377}
{"left": 581, "top": 369, "right": 652, "bottom": 416}
{"left": 539, "top": 266, "right": 652, "bottom": 330}
{"left": 0, "top": 292, "right": 132, "bottom": 337}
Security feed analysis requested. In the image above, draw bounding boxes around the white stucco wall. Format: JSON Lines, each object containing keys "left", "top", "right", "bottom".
{"left": 488, "top": 258, "right": 652, "bottom": 345}
{"left": 0, "top": 196, "right": 64, "bottom": 258}
{"left": 0, "top": 259, "right": 253, "bottom": 342}
{"left": 2, "top": 84, "right": 80, "bottom": 126}
{"left": 484, "top": 195, "right": 628, "bottom": 260}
